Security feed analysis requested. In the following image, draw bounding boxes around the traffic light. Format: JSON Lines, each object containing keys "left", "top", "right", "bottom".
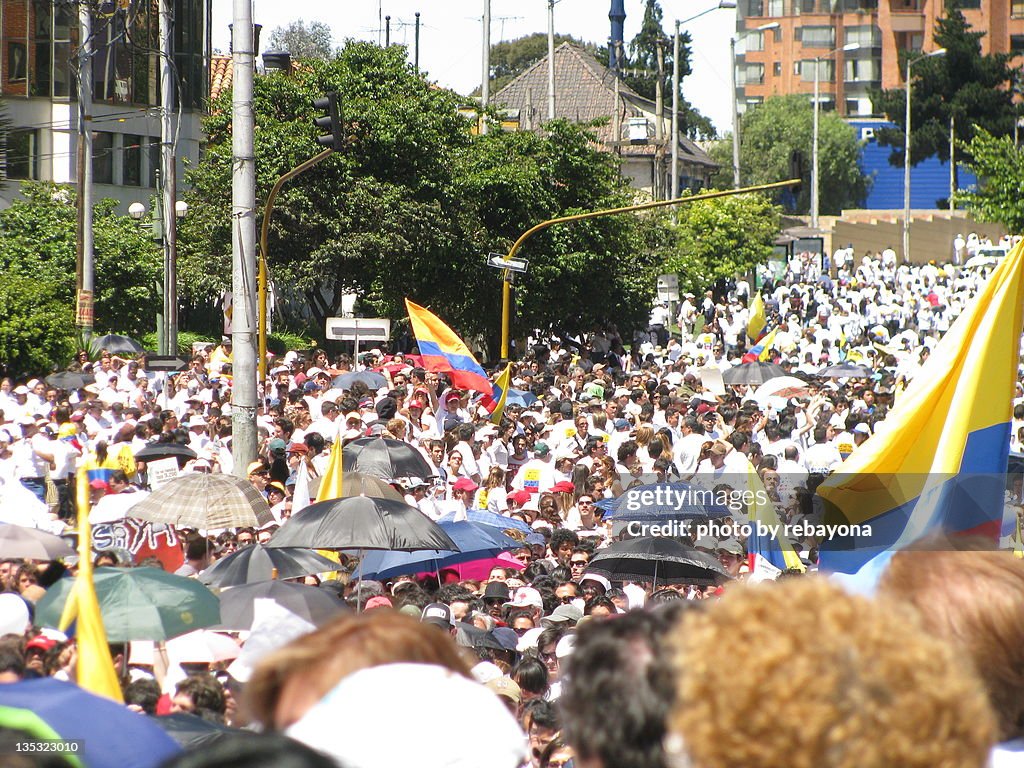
{"left": 314, "top": 92, "right": 343, "bottom": 151}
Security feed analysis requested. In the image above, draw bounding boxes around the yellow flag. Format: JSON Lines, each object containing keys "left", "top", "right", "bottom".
{"left": 316, "top": 435, "right": 345, "bottom": 502}
{"left": 489, "top": 364, "right": 512, "bottom": 426}
{"left": 59, "top": 468, "right": 123, "bottom": 702}
{"left": 747, "top": 292, "right": 767, "bottom": 342}
{"left": 757, "top": 327, "right": 779, "bottom": 362}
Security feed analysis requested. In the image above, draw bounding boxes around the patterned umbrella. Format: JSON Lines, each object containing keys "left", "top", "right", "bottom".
{"left": 817, "top": 361, "right": 875, "bottom": 379}
{"left": 199, "top": 544, "right": 342, "bottom": 588}
{"left": 128, "top": 473, "right": 274, "bottom": 529}
{"left": 342, "top": 437, "right": 434, "bottom": 479}
{"left": 0, "top": 524, "right": 75, "bottom": 560}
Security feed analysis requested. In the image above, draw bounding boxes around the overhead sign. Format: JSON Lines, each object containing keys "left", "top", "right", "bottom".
{"left": 146, "top": 355, "right": 189, "bottom": 372}
{"left": 486, "top": 253, "right": 529, "bottom": 273}
{"left": 326, "top": 317, "right": 392, "bottom": 343}
{"left": 657, "top": 274, "right": 680, "bottom": 302}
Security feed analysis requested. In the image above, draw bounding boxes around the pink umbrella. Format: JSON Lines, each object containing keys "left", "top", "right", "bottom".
{"left": 413, "top": 552, "right": 526, "bottom": 582}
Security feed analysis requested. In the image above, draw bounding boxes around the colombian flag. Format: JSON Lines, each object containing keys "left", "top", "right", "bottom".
{"left": 405, "top": 299, "right": 492, "bottom": 394}
{"left": 741, "top": 327, "right": 778, "bottom": 363}
{"left": 747, "top": 292, "right": 767, "bottom": 342}
{"left": 819, "top": 240, "right": 1024, "bottom": 574}
{"left": 745, "top": 464, "right": 805, "bottom": 578}
{"left": 479, "top": 363, "right": 512, "bottom": 425}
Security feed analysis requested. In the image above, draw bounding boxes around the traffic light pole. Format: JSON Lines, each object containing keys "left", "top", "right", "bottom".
{"left": 258, "top": 148, "right": 335, "bottom": 382}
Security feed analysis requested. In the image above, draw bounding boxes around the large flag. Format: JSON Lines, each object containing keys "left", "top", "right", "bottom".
{"left": 819, "top": 240, "right": 1024, "bottom": 575}
{"left": 741, "top": 327, "right": 778, "bottom": 363}
{"left": 59, "top": 469, "right": 123, "bottom": 702}
{"left": 316, "top": 435, "right": 344, "bottom": 503}
{"left": 405, "top": 299, "right": 492, "bottom": 394}
{"left": 747, "top": 292, "right": 767, "bottom": 342}
{"left": 744, "top": 464, "right": 806, "bottom": 578}
{"left": 479, "top": 363, "right": 512, "bottom": 425}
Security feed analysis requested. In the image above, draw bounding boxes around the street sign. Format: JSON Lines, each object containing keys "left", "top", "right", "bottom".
{"left": 146, "top": 355, "right": 189, "bottom": 372}
{"left": 326, "top": 317, "right": 391, "bottom": 342}
{"left": 486, "top": 253, "right": 529, "bottom": 273}
{"left": 657, "top": 274, "right": 679, "bottom": 302}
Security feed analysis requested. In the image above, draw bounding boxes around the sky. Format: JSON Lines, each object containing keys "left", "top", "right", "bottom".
{"left": 211, "top": 0, "right": 737, "bottom": 136}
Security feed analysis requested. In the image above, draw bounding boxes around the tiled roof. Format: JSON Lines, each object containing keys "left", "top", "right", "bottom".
{"left": 493, "top": 42, "right": 715, "bottom": 168}
{"left": 210, "top": 55, "right": 233, "bottom": 103}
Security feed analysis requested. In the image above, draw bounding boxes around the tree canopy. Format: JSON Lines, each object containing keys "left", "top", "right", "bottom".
{"left": 709, "top": 95, "right": 870, "bottom": 215}
{"left": 179, "top": 42, "right": 662, "bottom": 351}
{"left": 959, "top": 129, "right": 1024, "bottom": 232}
{"left": 872, "top": 1, "right": 1017, "bottom": 169}
{"left": 267, "top": 20, "right": 335, "bottom": 60}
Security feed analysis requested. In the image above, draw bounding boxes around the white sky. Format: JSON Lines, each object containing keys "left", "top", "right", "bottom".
{"left": 212, "top": 0, "right": 737, "bottom": 136}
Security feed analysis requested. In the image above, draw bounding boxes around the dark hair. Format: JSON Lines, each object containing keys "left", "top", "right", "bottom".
{"left": 174, "top": 674, "right": 226, "bottom": 720}
{"left": 512, "top": 655, "right": 549, "bottom": 696}
{"left": 523, "top": 561, "right": 552, "bottom": 582}
{"left": 525, "top": 697, "right": 560, "bottom": 731}
{"left": 0, "top": 648, "right": 24, "bottom": 679}
{"left": 549, "top": 529, "right": 579, "bottom": 552}
{"left": 124, "top": 678, "right": 161, "bottom": 715}
{"left": 157, "top": 733, "right": 338, "bottom": 768}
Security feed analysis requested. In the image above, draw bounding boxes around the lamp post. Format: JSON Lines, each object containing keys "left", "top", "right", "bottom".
{"left": 811, "top": 42, "right": 860, "bottom": 229}
{"left": 903, "top": 47, "right": 945, "bottom": 263}
{"left": 731, "top": 22, "right": 779, "bottom": 188}
{"left": 128, "top": 194, "right": 188, "bottom": 354}
{"left": 672, "top": 0, "right": 736, "bottom": 199}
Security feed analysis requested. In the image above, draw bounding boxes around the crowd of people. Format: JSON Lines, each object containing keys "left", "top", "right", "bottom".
{"left": 0, "top": 247, "right": 1023, "bottom": 767}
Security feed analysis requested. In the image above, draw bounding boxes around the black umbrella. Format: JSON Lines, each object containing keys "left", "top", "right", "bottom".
{"left": 267, "top": 495, "right": 459, "bottom": 552}
{"left": 198, "top": 544, "right": 342, "bottom": 588}
{"left": 89, "top": 333, "right": 145, "bottom": 356}
{"left": 722, "top": 362, "right": 787, "bottom": 386}
{"left": 817, "top": 361, "right": 875, "bottom": 379}
{"left": 216, "top": 580, "right": 348, "bottom": 631}
{"left": 149, "top": 713, "right": 247, "bottom": 749}
{"left": 45, "top": 371, "right": 93, "bottom": 390}
{"left": 332, "top": 370, "right": 388, "bottom": 390}
{"left": 342, "top": 437, "right": 433, "bottom": 479}
{"left": 586, "top": 536, "right": 730, "bottom": 587}
{"left": 134, "top": 442, "right": 198, "bottom": 462}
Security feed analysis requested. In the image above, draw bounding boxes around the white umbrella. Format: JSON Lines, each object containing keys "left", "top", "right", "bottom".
{"left": 89, "top": 491, "right": 149, "bottom": 525}
{"left": 167, "top": 629, "right": 241, "bottom": 664}
{"left": 751, "top": 376, "right": 811, "bottom": 405}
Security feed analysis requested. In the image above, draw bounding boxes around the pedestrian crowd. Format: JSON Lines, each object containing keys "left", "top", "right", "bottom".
{"left": 0, "top": 249, "right": 1023, "bottom": 767}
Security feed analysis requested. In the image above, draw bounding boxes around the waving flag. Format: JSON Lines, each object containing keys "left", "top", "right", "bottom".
{"left": 747, "top": 292, "right": 767, "bottom": 342}
{"left": 741, "top": 327, "right": 778, "bottom": 363}
{"left": 405, "top": 299, "right": 492, "bottom": 394}
{"left": 819, "top": 240, "right": 1024, "bottom": 575}
{"left": 745, "top": 464, "right": 805, "bottom": 579}
{"left": 479, "top": 363, "right": 512, "bottom": 425}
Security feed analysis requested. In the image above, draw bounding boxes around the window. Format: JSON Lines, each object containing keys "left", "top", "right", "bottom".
{"left": 92, "top": 131, "right": 114, "bottom": 184}
{"left": 773, "top": 61, "right": 782, "bottom": 75}
{"left": 958, "top": 0, "right": 980, "bottom": 7}
{"left": 800, "top": 26, "right": 835, "bottom": 47}
{"left": 738, "top": 63, "right": 766, "bottom": 85}
{"left": 1011, "top": 35, "right": 1024, "bottom": 53}
{"left": 6, "top": 130, "right": 38, "bottom": 180}
{"left": 799, "top": 59, "right": 835, "bottom": 82}
{"left": 767, "top": 0, "right": 786, "bottom": 16}
{"left": 123, "top": 134, "right": 143, "bottom": 186}
{"left": 743, "top": 31, "right": 766, "bottom": 52}
{"left": 1014, "top": 0, "right": 1024, "bottom": 17}
{"left": 745, "top": 0, "right": 765, "bottom": 16}
{"left": 845, "top": 58, "right": 880, "bottom": 82}
{"left": 845, "top": 25, "right": 881, "bottom": 47}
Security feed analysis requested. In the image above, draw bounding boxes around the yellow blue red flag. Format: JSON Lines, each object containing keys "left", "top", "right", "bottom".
{"left": 819, "top": 239, "right": 1024, "bottom": 574}
{"left": 405, "top": 299, "right": 492, "bottom": 394}
{"left": 741, "top": 327, "right": 778, "bottom": 363}
{"left": 479, "top": 363, "right": 512, "bottom": 425}
{"left": 747, "top": 292, "right": 767, "bottom": 342}
{"left": 745, "top": 464, "right": 806, "bottom": 576}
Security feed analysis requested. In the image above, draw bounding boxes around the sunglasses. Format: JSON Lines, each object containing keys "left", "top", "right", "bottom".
{"left": 570, "top": 560, "right": 589, "bottom": 567}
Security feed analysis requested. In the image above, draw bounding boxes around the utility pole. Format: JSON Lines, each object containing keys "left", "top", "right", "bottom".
{"left": 730, "top": 36, "right": 740, "bottom": 188}
{"left": 949, "top": 113, "right": 955, "bottom": 210}
{"left": 385, "top": 16, "right": 391, "bottom": 47}
{"left": 547, "top": 0, "right": 555, "bottom": 121}
{"left": 415, "top": 12, "right": 421, "bottom": 73}
{"left": 232, "top": 0, "right": 258, "bottom": 477}
{"left": 655, "top": 37, "right": 665, "bottom": 200}
{"left": 671, "top": 21, "right": 680, "bottom": 200}
{"left": 76, "top": 1, "right": 94, "bottom": 346}
{"left": 481, "top": 0, "right": 491, "bottom": 134}
{"left": 612, "top": 41, "right": 622, "bottom": 155}
{"left": 159, "top": 0, "right": 178, "bottom": 355}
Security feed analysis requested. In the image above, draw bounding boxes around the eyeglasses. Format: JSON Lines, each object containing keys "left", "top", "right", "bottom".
{"left": 558, "top": 595, "right": 577, "bottom": 603}
{"left": 570, "top": 560, "right": 589, "bottom": 568}
{"left": 539, "top": 649, "right": 558, "bottom": 662}
{"left": 577, "top": 500, "right": 593, "bottom": 506}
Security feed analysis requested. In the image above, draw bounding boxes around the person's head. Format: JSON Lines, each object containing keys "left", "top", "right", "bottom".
{"left": 554, "top": 581, "right": 578, "bottom": 604}
{"left": 535, "top": 627, "right": 565, "bottom": 679}
{"left": 245, "top": 610, "right": 471, "bottom": 730}
{"left": 549, "top": 529, "right": 579, "bottom": 566}
{"left": 666, "top": 577, "right": 996, "bottom": 768}
{"left": 524, "top": 698, "right": 560, "bottom": 768}
{"left": 171, "top": 674, "right": 226, "bottom": 719}
{"left": 158, "top": 732, "right": 337, "bottom": 768}
{"left": 878, "top": 544, "right": 1024, "bottom": 742}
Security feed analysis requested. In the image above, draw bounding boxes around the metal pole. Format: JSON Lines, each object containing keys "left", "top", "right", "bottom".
{"left": 77, "top": 2, "right": 94, "bottom": 345}
{"left": 160, "top": 0, "right": 178, "bottom": 356}
{"left": 949, "top": 113, "right": 955, "bottom": 210}
{"left": 498, "top": 179, "right": 800, "bottom": 358}
{"left": 730, "top": 36, "right": 740, "bottom": 188}
{"left": 547, "top": 0, "right": 555, "bottom": 121}
{"left": 481, "top": 0, "right": 491, "bottom": 134}
{"left": 232, "top": 0, "right": 258, "bottom": 476}
{"left": 415, "top": 12, "right": 421, "bottom": 73}
{"left": 811, "top": 56, "right": 820, "bottom": 229}
{"left": 671, "top": 21, "right": 680, "bottom": 199}
{"left": 903, "top": 56, "right": 912, "bottom": 264}
{"left": 385, "top": 16, "right": 391, "bottom": 47}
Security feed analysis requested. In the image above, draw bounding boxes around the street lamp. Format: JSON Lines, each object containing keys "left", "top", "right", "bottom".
{"left": 731, "top": 22, "right": 779, "bottom": 188}
{"left": 811, "top": 42, "right": 860, "bottom": 229}
{"left": 128, "top": 195, "right": 188, "bottom": 354}
{"left": 903, "top": 47, "right": 945, "bottom": 263}
{"left": 672, "top": 0, "right": 736, "bottom": 198}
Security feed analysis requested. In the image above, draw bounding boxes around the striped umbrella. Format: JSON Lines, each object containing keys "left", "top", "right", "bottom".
{"left": 128, "top": 473, "right": 274, "bottom": 529}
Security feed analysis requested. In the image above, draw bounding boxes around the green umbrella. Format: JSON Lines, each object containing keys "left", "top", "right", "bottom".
{"left": 35, "top": 567, "right": 220, "bottom": 642}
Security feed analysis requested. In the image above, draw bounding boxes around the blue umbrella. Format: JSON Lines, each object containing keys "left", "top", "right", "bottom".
{"left": 436, "top": 509, "right": 533, "bottom": 535}
{"left": 505, "top": 389, "right": 538, "bottom": 407}
{"left": 0, "top": 678, "right": 181, "bottom": 768}
{"left": 598, "top": 481, "right": 732, "bottom": 521}
{"left": 353, "top": 521, "right": 523, "bottom": 580}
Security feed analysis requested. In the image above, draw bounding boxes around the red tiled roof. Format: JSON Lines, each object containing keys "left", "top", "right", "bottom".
{"left": 210, "top": 55, "right": 233, "bottom": 103}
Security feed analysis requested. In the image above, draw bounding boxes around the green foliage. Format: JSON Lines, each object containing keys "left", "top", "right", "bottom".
{"left": 661, "top": 193, "right": 782, "bottom": 294}
{"left": 959, "top": 128, "right": 1024, "bottom": 232}
{"left": 0, "top": 272, "right": 76, "bottom": 375}
{"left": 267, "top": 20, "right": 335, "bottom": 60}
{"left": 268, "top": 332, "right": 316, "bottom": 355}
{"left": 486, "top": 33, "right": 583, "bottom": 94}
{"left": 873, "top": 1, "right": 1017, "bottom": 168}
{"left": 709, "top": 95, "right": 870, "bottom": 215}
{"left": 140, "top": 330, "right": 216, "bottom": 356}
{"left": 0, "top": 182, "right": 162, "bottom": 371}
{"left": 181, "top": 42, "right": 662, "bottom": 349}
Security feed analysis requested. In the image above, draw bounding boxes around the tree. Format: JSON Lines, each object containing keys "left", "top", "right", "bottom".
{"left": 267, "top": 20, "right": 335, "bottom": 60}
{"left": 872, "top": 0, "right": 1017, "bottom": 174}
{"left": 179, "top": 43, "right": 661, "bottom": 349}
{"left": 709, "top": 95, "right": 870, "bottom": 215}
{"left": 959, "top": 128, "right": 1024, "bottom": 232}
{"left": 660, "top": 193, "right": 782, "bottom": 295}
{"left": 0, "top": 272, "right": 76, "bottom": 375}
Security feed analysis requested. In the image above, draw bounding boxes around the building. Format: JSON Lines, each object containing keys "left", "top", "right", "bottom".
{"left": 0, "top": 0, "right": 211, "bottom": 210}
{"left": 493, "top": 42, "right": 717, "bottom": 198}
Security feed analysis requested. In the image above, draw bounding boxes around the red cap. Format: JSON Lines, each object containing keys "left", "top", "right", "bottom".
{"left": 551, "top": 481, "right": 575, "bottom": 494}
{"left": 509, "top": 490, "right": 532, "bottom": 506}
{"left": 408, "top": 400, "right": 425, "bottom": 410}
{"left": 89, "top": 479, "right": 110, "bottom": 491}
{"left": 26, "top": 636, "right": 58, "bottom": 653}
{"left": 452, "top": 477, "right": 479, "bottom": 493}
{"left": 286, "top": 443, "right": 309, "bottom": 454}
{"left": 696, "top": 403, "right": 715, "bottom": 416}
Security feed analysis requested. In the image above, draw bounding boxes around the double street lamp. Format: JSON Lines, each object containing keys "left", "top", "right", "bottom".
{"left": 903, "top": 47, "right": 946, "bottom": 263}
{"left": 731, "top": 22, "right": 779, "bottom": 188}
{"left": 811, "top": 42, "right": 860, "bottom": 229}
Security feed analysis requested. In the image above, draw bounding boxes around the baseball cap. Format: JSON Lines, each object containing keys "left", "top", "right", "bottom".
{"left": 532, "top": 441, "right": 550, "bottom": 456}
{"left": 550, "top": 481, "right": 575, "bottom": 494}
{"left": 579, "top": 573, "right": 612, "bottom": 592}
{"left": 25, "top": 636, "right": 58, "bottom": 653}
{"left": 420, "top": 602, "right": 453, "bottom": 629}
{"left": 13, "top": 385, "right": 29, "bottom": 395}
{"left": 246, "top": 461, "right": 268, "bottom": 475}
{"left": 486, "top": 676, "right": 522, "bottom": 704}
{"left": 504, "top": 586, "right": 543, "bottom": 610}
{"left": 364, "top": 596, "right": 393, "bottom": 610}
{"left": 452, "top": 477, "right": 479, "bottom": 493}
{"left": 717, "top": 538, "right": 745, "bottom": 556}
{"left": 852, "top": 423, "right": 871, "bottom": 435}
{"left": 540, "top": 604, "right": 583, "bottom": 628}
{"left": 482, "top": 581, "right": 510, "bottom": 601}
{"left": 187, "top": 415, "right": 207, "bottom": 428}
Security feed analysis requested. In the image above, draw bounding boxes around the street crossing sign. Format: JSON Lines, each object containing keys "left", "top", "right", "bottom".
{"left": 486, "top": 253, "right": 529, "bottom": 273}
